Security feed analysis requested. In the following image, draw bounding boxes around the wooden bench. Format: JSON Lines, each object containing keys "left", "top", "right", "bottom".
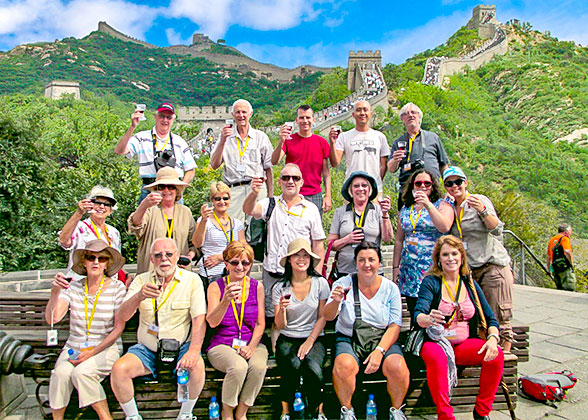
{"left": 1, "top": 292, "right": 526, "bottom": 419}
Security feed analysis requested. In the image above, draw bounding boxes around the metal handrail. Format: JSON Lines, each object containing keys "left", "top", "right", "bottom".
{"left": 503, "top": 230, "right": 553, "bottom": 285}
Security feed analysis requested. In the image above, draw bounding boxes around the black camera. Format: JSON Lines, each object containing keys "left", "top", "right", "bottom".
{"left": 413, "top": 159, "right": 425, "bottom": 171}
{"left": 154, "top": 149, "right": 176, "bottom": 171}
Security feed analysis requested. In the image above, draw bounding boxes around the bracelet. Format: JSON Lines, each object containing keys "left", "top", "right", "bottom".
{"left": 376, "top": 346, "right": 386, "bottom": 355}
{"left": 426, "top": 203, "right": 434, "bottom": 210}
{"left": 487, "top": 333, "right": 499, "bottom": 342}
{"left": 382, "top": 216, "right": 390, "bottom": 219}
{"left": 478, "top": 207, "right": 490, "bottom": 219}
{"left": 393, "top": 265, "right": 400, "bottom": 269}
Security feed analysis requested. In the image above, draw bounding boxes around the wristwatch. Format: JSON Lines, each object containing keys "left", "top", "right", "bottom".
{"left": 376, "top": 346, "right": 386, "bottom": 355}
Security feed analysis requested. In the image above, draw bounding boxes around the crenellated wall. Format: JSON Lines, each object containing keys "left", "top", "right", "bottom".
{"left": 176, "top": 105, "right": 233, "bottom": 122}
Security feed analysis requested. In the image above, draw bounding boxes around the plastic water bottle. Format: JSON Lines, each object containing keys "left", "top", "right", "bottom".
{"left": 292, "top": 392, "right": 305, "bottom": 419}
{"left": 177, "top": 368, "right": 189, "bottom": 403}
{"left": 366, "top": 394, "right": 377, "bottom": 420}
{"left": 67, "top": 348, "right": 80, "bottom": 360}
{"left": 208, "top": 396, "right": 220, "bottom": 420}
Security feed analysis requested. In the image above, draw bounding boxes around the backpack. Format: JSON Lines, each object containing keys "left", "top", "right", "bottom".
{"left": 519, "top": 371, "right": 577, "bottom": 406}
{"left": 247, "top": 197, "right": 276, "bottom": 262}
{"left": 551, "top": 236, "right": 571, "bottom": 273}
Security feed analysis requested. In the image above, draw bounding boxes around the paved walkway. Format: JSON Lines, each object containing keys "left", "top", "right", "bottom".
{"left": 5, "top": 284, "right": 588, "bottom": 420}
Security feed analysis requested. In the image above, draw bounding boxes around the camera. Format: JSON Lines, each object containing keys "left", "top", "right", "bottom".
{"left": 413, "top": 159, "right": 425, "bottom": 171}
{"left": 178, "top": 256, "right": 191, "bottom": 266}
{"left": 46, "top": 330, "right": 58, "bottom": 346}
{"left": 154, "top": 149, "right": 176, "bottom": 171}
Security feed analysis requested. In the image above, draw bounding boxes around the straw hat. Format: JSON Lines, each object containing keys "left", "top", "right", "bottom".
{"left": 144, "top": 167, "right": 189, "bottom": 200}
{"left": 280, "top": 238, "right": 321, "bottom": 268}
{"left": 71, "top": 239, "right": 125, "bottom": 277}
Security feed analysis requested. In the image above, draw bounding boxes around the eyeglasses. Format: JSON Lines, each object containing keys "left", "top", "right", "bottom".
{"left": 91, "top": 199, "right": 113, "bottom": 207}
{"left": 153, "top": 251, "right": 175, "bottom": 259}
{"left": 157, "top": 113, "right": 174, "bottom": 120}
{"left": 414, "top": 181, "right": 433, "bottom": 188}
{"left": 352, "top": 183, "right": 370, "bottom": 189}
{"left": 85, "top": 255, "right": 109, "bottom": 263}
{"left": 156, "top": 185, "right": 177, "bottom": 191}
{"left": 213, "top": 196, "right": 230, "bottom": 202}
{"left": 444, "top": 179, "right": 465, "bottom": 188}
{"left": 280, "top": 175, "right": 301, "bottom": 182}
{"left": 226, "top": 260, "right": 252, "bottom": 267}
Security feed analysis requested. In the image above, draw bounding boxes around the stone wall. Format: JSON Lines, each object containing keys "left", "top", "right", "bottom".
{"left": 97, "top": 22, "right": 157, "bottom": 49}
{"left": 347, "top": 50, "right": 382, "bottom": 91}
{"left": 44, "top": 80, "right": 80, "bottom": 100}
{"left": 177, "top": 105, "right": 233, "bottom": 121}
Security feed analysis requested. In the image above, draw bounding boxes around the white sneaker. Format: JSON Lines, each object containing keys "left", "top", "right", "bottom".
{"left": 176, "top": 413, "right": 196, "bottom": 420}
{"left": 315, "top": 413, "right": 328, "bottom": 420}
{"left": 125, "top": 416, "right": 143, "bottom": 420}
{"left": 280, "top": 415, "right": 291, "bottom": 420}
{"left": 389, "top": 406, "right": 407, "bottom": 420}
{"left": 340, "top": 406, "right": 357, "bottom": 420}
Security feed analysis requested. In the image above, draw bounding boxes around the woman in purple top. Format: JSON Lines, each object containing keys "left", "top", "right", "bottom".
{"left": 206, "top": 241, "right": 267, "bottom": 420}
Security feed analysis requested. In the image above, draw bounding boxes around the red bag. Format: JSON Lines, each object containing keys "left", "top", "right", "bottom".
{"left": 518, "top": 370, "right": 577, "bottom": 404}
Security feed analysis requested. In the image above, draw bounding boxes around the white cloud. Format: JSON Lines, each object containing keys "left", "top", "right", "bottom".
{"left": 236, "top": 41, "right": 344, "bottom": 69}
{"left": 0, "top": 0, "right": 159, "bottom": 49}
{"left": 165, "top": 28, "right": 191, "bottom": 46}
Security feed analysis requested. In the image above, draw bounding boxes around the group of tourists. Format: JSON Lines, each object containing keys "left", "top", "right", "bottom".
{"left": 45, "top": 98, "right": 523, "bottom": 420}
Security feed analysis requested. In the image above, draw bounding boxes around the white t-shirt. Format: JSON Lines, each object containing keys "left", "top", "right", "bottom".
{"left": 335, "top": 128, "right": 390, "bottom": 193}
{"left": 328, "top": 274, "right": 402, "bottom": 337}
{"left": 196, "top": 216, "right": 244, "bottom": 277}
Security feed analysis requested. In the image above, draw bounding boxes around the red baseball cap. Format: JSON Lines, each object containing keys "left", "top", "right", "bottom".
{"left": 157, "top": 102, "right": 175, "bottom": 114}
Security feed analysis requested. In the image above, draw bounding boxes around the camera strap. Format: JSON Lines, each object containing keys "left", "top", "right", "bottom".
{"left": 151, "top": 130, "right": 177, "bottom": 163}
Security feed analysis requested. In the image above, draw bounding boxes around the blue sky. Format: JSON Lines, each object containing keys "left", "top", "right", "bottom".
{"left": 1, "top": 0, "right": 587, "bottom": 68}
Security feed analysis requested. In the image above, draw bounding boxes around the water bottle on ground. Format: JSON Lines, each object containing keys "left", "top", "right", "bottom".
{"left": 292, "top": 392, "right": 306, "bottom": 419}
{"left": 67, "top": 348, "right": 80, "bottom": 360}
{"left": 177, "top": 368, "right": 189, "bottom": 403}
{"left": 366, "top": 394, "right": 377, "bottom": 420}
{"left": 209, "top": 396, "right": 220, "bottom": 420}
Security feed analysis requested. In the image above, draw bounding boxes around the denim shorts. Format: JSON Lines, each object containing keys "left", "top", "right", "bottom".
{"left": 127, "top": 341, "right": 192, "bottom": 379}
{"left": 334, "top": 334, "right": 403, "bottom": 367}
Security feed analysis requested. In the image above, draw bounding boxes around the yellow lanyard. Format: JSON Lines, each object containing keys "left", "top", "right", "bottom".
{"left": 227, "top": 276, "right": 247, "bottom": 337}
{"left": 407, "top": 132, "right": 419, "bottom": 162}
{"left": 162, "top": 210, "right": 174, "bottom": 238}
{"left": 278, "top": 199, "right": 305, "bottom": 217}
{"left": 442, "top": 275, "right": 461, "bottom": 324}
{"left": 352, "top": 205, "right": 366, "bottom": 228}
{"left": 152, "top": 276, "right": 179, "bottom": 314}
{"left": 454, "top": 193, "right": 470, "bottom": 239}
{"left": 236, "top": 135, "right": 250, "bottom": 161}
{"left": 409, "top": 205, "right": 424, "bottom": 234}
{"left": 153, "top": 131, "right": 170, "bottom": 152}
{"left": 213, "top": 212, "right": 233, "bottom": 244}
{"left": 90, "top": 220, "right": 111, "bottom": 246}
{"left": 84, "top": 275, "right": 106, "bottom": 339}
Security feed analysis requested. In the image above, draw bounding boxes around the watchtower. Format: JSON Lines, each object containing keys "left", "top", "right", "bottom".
{"left": 467, "top": 5, "right": 498, "bottom": 39}
{"left": 347, "top": 50, "right": 382, "bottom": 91}
{"left": 44, "top": 80, "right": 80, "bottom": 100}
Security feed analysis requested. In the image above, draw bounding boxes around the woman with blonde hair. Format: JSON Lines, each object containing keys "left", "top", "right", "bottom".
{"left": 193, "top": 181, "right": 245, "bottom": 287}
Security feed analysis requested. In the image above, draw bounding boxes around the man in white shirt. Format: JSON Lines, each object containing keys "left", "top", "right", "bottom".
{"left": 329, "top": 100, "right": 389, "bottom": 196}
{"left": 115, "top": 103, "right": 196, "bottom": 204}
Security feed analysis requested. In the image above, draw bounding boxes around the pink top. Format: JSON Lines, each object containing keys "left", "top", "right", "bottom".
{"left": 283, "top": 133, "right": 330, "bottom": 195}
{"left": 439, "top": 292, "right": 475, "bottom": 345}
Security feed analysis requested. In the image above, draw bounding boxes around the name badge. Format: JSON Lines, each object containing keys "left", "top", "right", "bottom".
{"left": 46, "top": 329, "right": 58, "bottom": 346}
{"left": 407, "top": 236, "right": 418, "bottom": 247}
{"left": 81, "top": 341, "right": 96, "bottom": 352}
{"left": 443, "top": 329, "right": 457, "bottom": 338}
{"left": 236, "top": 163, "right": 247, "bottom": 174}
{"left": 403, "top": 163, "right": 412, "bottom": 172}
{"left": 147, "top": 324, "right": 159, "bottom": 337}
{"left": 463, "top": 241, "right": 468, "bottom": 250}
{"left": 231, "top": 338, "right": 247, "bottom": 350}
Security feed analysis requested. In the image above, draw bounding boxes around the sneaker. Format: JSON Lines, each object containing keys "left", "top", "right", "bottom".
{"left": 176, "top": 414, "right": 196, "bottom": 420}
{"left": 389, "top": 406, "right": 407, "bottom": 420}
{"left": 340, "top": 406, "right": 357, "bottom": 420}
{"left": 315, "top": 414, "right": 328, "bottom": 420}
{"left": 280, "top": 415, "right": 291, "bottom": 420}
{"left": 125, "top": 416, "right": 143, "bottom": 420}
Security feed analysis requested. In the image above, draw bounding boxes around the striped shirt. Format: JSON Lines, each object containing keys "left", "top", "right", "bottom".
{"left": 126, "top": 128, "right": 196, "bottom": 178}
{"left": 59, "top": 278, "right": 127, "bottom": 351}
{"left": 197, "top": 216, "right": 244, "bottom": 277}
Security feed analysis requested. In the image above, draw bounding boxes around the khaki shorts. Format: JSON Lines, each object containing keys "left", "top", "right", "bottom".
{"left": 471, "top": 263, "right": 514, "bottom": 343}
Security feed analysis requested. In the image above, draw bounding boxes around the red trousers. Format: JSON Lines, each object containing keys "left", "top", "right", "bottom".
{"left": 420, "top": 338, "right": 504, "bottom": 420}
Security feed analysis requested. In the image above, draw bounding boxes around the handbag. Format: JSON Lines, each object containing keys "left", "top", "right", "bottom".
{"left": 519, "top": 371, "right": 577, "bottom": 405}
{"left": 247, "top": 197, "right": 275, "bottom": 262}
{"left": 350, "top": 274, "right": 386, "bottom": 360}
{"left": 404, "top": 327, "right": 425, "bottom": 357}
{"left": 323, "top": 240, "right": 340, "bottom": 287}
{"left": 157, "top": 338, "right": 180, "bottom": 366}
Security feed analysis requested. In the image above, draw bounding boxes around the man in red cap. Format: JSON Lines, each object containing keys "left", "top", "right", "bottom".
{"left": 115, "top": 102, "right": 196, "bottom": 204}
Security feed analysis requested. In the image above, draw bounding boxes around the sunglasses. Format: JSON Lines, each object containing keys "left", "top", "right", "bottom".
{"left": 213, "top": 196, "right": 230, "bottom": 202}
{"left": 352, "top": 183, "right": 370, "bottom": 189}
{"left": 153, "top": 251, "right": 175, "bottom": 259}
{"left": 444, "top": 179, "right": 465, "bottom": 188}
{"left": 156, "top": 185, "right": 177, "bottom": 191}
{"left": 85, "top": 255, "right": 109, "bottom": 263}
{"left": 280, "top": 175, "right": 301, "bottom": 182}
{"left": 157, "top": 114, "right": 174, "bottom": 120}
{"left": 414, "top": 181, "right": 433, "bottom": 188}
{"left": 226, "top": 260, "right": 252, "bottom": 267}
{"left": 91, "top": 199, "right": 113, "bottom": 207}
